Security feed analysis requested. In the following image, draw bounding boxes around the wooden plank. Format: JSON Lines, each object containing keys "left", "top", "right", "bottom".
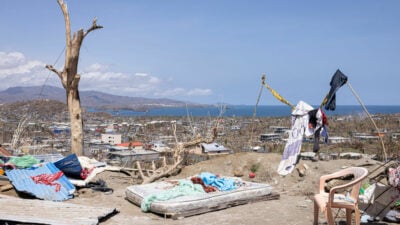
{"left": 0, "top": 194, "right": 118, "bottom": 225}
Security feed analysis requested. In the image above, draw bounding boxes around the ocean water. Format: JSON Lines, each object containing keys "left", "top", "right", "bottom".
{"left": 88, "top": 105, "right": 400, "bottom": 117}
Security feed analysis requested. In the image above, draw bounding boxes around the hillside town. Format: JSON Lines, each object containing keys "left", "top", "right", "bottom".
{"left": 1, "top": 99, "right": 400, "bottom": 224}
{"left": 1, "top": 100, "right": 400, "bottom": 166}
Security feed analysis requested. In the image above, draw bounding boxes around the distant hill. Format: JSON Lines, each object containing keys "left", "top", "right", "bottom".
{"left": 0, "top": 85, "right": 205, "bottom": 110}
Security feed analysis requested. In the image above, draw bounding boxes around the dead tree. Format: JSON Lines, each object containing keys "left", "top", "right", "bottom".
{"left": 46, "top": 0, "right": 103, "bottom": 156}
{"left": 137, "top": 120, "right": 218, "bottom": 184}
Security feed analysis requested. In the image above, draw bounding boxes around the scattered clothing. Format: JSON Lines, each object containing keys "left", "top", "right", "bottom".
{"left": 191, "top": 176, "right": 218, "bottom": 193}
{"left": 384, "top": 210, "right": 400, "bottom": 223}
{"left": 86, "top": 179, "right": 113, "bottom": 193}
{"left": 141, "top": 179, "right": 205, "bottom": 212}
{"left": 199, "top": 172, "right": 237, "bottom": 191}
{"left": 7, "top": 155, "right": 40, "bottom": 168}
{"left": 80, "top": 167, "right": 94, "bottom": 179}
{"left": 388, "top": 166, "right": 400, "bottom": 187}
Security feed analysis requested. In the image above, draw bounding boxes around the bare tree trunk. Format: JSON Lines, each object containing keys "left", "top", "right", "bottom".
{"left": 68, "top": 88, "right": 83, "bottom": 155}
{"left": 46, "top": 0, "right": 102, "bottom": 156}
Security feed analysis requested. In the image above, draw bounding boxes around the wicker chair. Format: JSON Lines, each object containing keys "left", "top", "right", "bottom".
{"left": 313, "top": 167, "right": 369, "bottom": 225}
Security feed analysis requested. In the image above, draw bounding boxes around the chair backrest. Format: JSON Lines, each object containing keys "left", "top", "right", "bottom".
{"left": 341, "top": 167, "right": 369, "bottom": 201}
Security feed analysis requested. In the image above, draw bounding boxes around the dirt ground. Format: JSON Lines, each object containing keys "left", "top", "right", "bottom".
{"left": 57, "top": 152, "right": 398, "bottom": 225}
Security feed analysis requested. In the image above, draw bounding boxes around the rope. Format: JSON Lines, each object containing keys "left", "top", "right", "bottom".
{"left": 346, "top": 82, "right": 387, "bottom": 162}
{"left": 320, "top": 93, "right": 329, "bottom": 108}
{"left": 261, "top": 75, "right": 295, "bottom": 109}
{"left": 39, "top": 46, "right": 66, "bottom": 97}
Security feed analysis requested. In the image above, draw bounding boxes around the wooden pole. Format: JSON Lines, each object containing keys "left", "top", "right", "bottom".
{"left": 346, "top": 82, "right": 387, "bottom": 161}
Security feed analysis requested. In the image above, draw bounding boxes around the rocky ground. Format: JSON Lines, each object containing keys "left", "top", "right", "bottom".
{"left": 58, "top": 152, "right": 399, "bottom": 225}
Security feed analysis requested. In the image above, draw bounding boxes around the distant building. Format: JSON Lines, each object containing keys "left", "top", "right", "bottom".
{"left": 101, "top": 134, "right": 121, "bottom": 145}
{"left": 116, "top": 141, "right": 143, "bottom": 150}
{"left": 328, "top": 136, "right": 351, "bottom": 144}
{"left": 149, "top": 142, "right": 171, "bottom": 152}
{"left": 106, "top": 149, "right": 160, "bottom": 167}
{"left": 260, "top": 133, "right": 281, "bottom": 142}
{"left": 391, "top": 132, "right": 400, "bottom": 140}
{"left": 269, "top": 126, "right": 289, "bottom": 134}
{"left": 231, "top": 125, "right": 241, "bottom": 131}
{"left": 200, "top": 143, "right": 231, "bottom": 154}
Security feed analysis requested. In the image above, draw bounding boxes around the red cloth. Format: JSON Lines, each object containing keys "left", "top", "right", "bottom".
{"left": 31, "top": 171, "right": 64, "bottom": 192}
{"left": 321, "top": 110, "right": 328, "bottom": 125}
{"left": 191, "top": 176, "right": 218, "bottom": 193}
{"left": 80, "top": 167, "right": 95, "bottom": 179}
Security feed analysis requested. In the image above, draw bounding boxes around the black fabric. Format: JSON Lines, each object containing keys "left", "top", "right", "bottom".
{"left": 308, "top": 109, "right": 322, "bottom": 152}
{"left": 308, "top": 109, "right": 319, "bottom": 128}
{"left": 324, "top": 69, "right": 348, "bottom": 111}
{"left": 86, "top": 179, "right": 114, "bottom": 193}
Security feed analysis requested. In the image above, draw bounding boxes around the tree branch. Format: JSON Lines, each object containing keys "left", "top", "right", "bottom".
{"left": 57, "top": 0, "right": 71, "bottom": 47}
{"left": 84, "top": 18, "right": 103, "bottom": 37}
{"left": 45, "top": 65, "right": 62, "bottom": 79}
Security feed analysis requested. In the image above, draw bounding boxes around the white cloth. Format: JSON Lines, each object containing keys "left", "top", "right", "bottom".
{"left": 277, "top": 101, "right": 315, "bottom": 176}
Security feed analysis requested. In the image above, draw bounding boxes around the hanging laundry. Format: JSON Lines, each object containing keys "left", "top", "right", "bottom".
{"left": 278, "top": 101, "right": 314, "bottom": 176}
{"left": 323, "top": 69, "right": 348, "bottom": 111}
{"left": 308, "top": 108, "right": 329, "bottom": 152}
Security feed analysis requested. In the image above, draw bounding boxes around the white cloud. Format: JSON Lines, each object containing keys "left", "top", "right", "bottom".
{"left": 84, "top": 63, "right": 109, "bottom": 72}
{"left": 0, "top": 52, "right": 214, "bottom": 101}
{"left": 80, "top": 64, "right": 164, "bottom": 96}
{"left": 0, "top": 51, "right": 44, "bottom": 76}
{"left": 0, "top": 51, "right": 50, "bottom": 89}
{"left": 154, "top": 88, "right": 186, "bottom": 97}
{"left": 0, "top": 52, "right": 25, "bottom": 68}
{"left": 134, "top": 72, "right": 148, "bottom": 77}
{"left": 79, "top": 63, "right": 214, "bottom": 99}
{"left": 154, "top": 88, "right": 213, "bottom": 97}
{"left": 187, "top": 88, "right": 212, "bottom": 96}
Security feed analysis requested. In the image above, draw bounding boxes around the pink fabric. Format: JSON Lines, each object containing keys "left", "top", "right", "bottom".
{"left": 389, "top": 167, "right": 400, "bottom": 187}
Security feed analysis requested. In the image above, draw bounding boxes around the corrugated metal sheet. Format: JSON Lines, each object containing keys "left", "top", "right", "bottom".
{"left": 5, "top": 162, "right": 75, "bottom": 201}
{"left": 0, "top": 194, "right": 118, "bottom": 225}
{"left": 33, "top": 153, "right": 64, "bottom": 162}
{"left": 201, "top": 143, "right": 230, "bottom": 153}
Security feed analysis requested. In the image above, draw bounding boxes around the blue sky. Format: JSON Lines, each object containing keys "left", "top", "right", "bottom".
{"left": 0, "top": 1, "right": 399, "bottom": 105}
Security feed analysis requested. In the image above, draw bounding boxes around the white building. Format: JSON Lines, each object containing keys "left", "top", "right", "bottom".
{"left": 101, "top": 134, "right": 122, "bottom": 145}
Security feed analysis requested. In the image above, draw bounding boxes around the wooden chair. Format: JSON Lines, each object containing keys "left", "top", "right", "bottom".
{"left": 313, "top": 167, "right": 369, "bottom": 225}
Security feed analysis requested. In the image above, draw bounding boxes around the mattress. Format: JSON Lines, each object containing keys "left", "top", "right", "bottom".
{"left": 125, "top": 177, "right": 279, "bottom": 219}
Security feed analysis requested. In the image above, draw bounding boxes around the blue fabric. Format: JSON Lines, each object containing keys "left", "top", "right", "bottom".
{"left": 199, "top": 172, "right": 236, "bottom": 191}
